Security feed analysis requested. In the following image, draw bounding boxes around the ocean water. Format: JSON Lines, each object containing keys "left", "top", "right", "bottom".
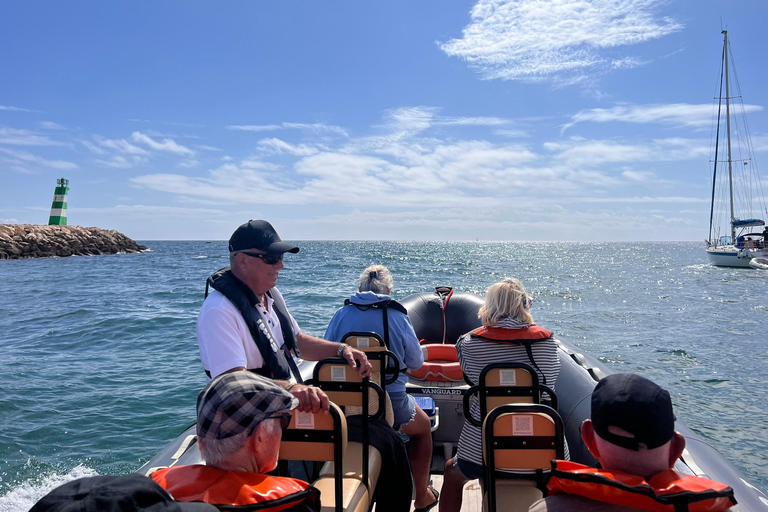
{"left": 0, "top": 241, "right": 766, "bottom": 511}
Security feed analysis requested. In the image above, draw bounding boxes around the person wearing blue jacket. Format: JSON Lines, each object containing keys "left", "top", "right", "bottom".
{"left": 325, "top": 265, "right": 438, "bottom": 512}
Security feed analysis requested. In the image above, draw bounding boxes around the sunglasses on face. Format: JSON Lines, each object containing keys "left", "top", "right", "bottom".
{"left": 247, "top": 413, "right": 292, "bottom": 436}
{"left": 269, "top": 413, "right": 292, "bottom": 431}
{"left": 241, "top": 252, "right": 284, "bottom": 265}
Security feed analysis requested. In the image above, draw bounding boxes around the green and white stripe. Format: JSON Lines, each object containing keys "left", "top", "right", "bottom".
{"left": 48, "top": 178, "right": 70, "bottom": 225}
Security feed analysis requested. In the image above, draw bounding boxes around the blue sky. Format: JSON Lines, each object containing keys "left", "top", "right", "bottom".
{"left": 2, "top": 0, "right": 767, "bottom": 241}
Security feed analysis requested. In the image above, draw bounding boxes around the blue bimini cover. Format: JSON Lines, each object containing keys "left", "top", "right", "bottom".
{"left": 732, "top": 218, "right": 765, "bottom": 227}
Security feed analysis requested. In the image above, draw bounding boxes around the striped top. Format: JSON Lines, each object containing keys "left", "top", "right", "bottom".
{"left": 456, "top": 326, "right": 566, "bottom": 466}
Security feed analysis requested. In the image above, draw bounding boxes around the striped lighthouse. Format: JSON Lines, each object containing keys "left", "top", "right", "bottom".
{"left": 48, "top": 177, "right": 70, "bottom": 225}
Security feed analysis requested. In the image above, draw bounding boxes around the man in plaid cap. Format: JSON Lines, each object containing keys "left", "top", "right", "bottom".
{"left": 198, "top": 219, "right": 371, "bottom": 413}
{"left": 530, "top": 373, "right": 735, "bottom": 512}
{"left": 152, "top": 373, "right": 320, "bottom": 510}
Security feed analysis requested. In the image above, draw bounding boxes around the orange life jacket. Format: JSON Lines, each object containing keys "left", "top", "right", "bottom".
{"left": 469, "top": 325, "right": 553, "bottom": 384}
{"left": 547, "top": 460, "right": 736, "bottom": 512}
{"left": 470, "top": 325, "right": 553, "bottom": 341}
{"left": 151, "top": 465, "right": 320, "bottom": 512}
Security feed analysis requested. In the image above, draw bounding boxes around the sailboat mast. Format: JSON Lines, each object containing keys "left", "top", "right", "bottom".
{"left": 723, "top": 30, "right": 736, "bottom": 241}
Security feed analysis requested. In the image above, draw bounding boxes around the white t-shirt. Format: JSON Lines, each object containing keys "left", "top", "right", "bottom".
{"left": 197, "top": 288, "right": 301, "bottom": 381}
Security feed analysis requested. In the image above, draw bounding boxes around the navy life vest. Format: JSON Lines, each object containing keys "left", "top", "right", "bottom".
{"left": 343, "top": 296, "right": 407, "bottom": 350}
{"left": 205, "top": 267, "right": 299, "bottom": 381}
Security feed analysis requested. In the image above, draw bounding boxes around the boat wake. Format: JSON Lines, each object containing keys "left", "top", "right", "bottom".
{"left": 0, "top": 464, "right": 98, "bottom": 512}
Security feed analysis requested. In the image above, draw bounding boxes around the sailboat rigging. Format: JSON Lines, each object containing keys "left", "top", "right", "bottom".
{"left": 705, "top": 30, "right": 768, "bottom": 268}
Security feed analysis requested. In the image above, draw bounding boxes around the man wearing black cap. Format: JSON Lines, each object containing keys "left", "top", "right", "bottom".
{"left": 530, "top": 373, "right": 736, "bottom": 512}
{"left": 197, "top": 220, "right": 371, "bottom": 413}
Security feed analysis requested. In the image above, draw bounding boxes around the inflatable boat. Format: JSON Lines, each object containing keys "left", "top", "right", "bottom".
{"left": 138, "top": 287, "right": 768, "bottom": 512}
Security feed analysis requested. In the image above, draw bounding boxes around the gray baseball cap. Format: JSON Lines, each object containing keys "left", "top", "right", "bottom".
{"left": 196, "top": 372, "right": 299, "bottom": 441}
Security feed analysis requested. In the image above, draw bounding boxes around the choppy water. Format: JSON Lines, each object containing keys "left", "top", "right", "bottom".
{"left": 1, "top": 241, "right": 766, "bottom": 511}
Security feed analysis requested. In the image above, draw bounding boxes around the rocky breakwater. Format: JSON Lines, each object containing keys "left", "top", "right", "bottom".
{"left": 0, "top": 224, "right": 147, "bottom": 260}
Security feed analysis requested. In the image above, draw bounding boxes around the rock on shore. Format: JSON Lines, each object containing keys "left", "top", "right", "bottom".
{"left": 0, "top": 224, "right": 148, "bottom": 260}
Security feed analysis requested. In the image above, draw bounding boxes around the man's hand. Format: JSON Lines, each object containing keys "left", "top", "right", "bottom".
{"left": 342, "top": 346, "right": 372, "bottom": 379}
{"left": 289, "top": 383, "right": 330, "bottom": 414}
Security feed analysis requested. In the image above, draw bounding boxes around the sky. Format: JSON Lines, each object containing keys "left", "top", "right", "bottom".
{"left": 2, "top": 0, "right": 767, "bottom": 241}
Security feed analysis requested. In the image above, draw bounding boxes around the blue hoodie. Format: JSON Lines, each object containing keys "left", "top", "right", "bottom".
{"left": 324, "top": 291, "right": 424, "bottom": 393}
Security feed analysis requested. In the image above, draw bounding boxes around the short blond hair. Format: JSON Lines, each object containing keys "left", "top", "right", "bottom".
{"left": 478, "top": 278, "right": 533, "bottom": 326}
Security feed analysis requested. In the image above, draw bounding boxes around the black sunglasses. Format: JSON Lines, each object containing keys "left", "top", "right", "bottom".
{"left": 240, "top": 252, "right": 284, "bottom": 265}
{"left": 247, "top": 413, "right": 292, "bottom": 436}
{"left": 268, "top": 412, "right": 292, "bottom": 431}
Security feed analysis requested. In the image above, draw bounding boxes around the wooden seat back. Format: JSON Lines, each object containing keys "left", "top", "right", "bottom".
{"left": 463, "top": 362, "right": 558, "bottom": 428}
{"left": 482, "top": 404, "right": 565, "bottom": 512}
{"left": 279, "top": 402, "right": 347, "bottom": 512}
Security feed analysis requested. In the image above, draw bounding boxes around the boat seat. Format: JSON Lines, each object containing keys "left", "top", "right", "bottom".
{"left": 311, "top": 358, "right": 386, "bottom": 512}
{"left": 408, "top": 343, "right": 464, "bottom": 382}
{"left": 482, "top": 404, "right": 565, "bottom": 512}
{"left": 483, "top": 481, "right": 543, "bottom": 512}
{"left": 464, "top": 363, "right": 558, "bottom": 429}
{"left": 316, "top": 441, "right": 383, "bottom": 510}
{"left": 279, "top": 403, "right": 348, "bottom": 512}
{"left": 340, "top": 332, "right": 401, "bottom": 427}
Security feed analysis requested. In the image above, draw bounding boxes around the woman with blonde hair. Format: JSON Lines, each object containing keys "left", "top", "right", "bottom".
{"left": 440, "top": 278, "right": 562, "bottom": 512}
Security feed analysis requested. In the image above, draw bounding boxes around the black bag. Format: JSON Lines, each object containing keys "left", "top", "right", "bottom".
{"left": 30, "top": 474, "right": 218, "bottom": 512}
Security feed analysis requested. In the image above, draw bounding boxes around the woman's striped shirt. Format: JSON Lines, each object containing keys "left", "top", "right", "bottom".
{"left": 455, "top": 327, "right": 564, "bottom": 466}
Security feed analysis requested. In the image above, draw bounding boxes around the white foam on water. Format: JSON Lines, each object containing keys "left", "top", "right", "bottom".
{"left": 0, "top": 465, "right": 98, "bottom": 512}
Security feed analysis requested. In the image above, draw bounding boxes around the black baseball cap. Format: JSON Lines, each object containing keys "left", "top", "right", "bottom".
{"left": 591, "top": 373, "right": 676, "bottom": 451}
{"left": 228, "top": 220, "right": 299, "bottom": 254}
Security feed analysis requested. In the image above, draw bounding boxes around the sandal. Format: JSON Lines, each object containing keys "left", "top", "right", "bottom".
{"left": 414, "top": 486, "right": 439, "bottom": 512}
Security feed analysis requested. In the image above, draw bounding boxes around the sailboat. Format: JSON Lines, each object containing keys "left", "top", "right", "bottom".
{"left": 705, "top": 30, "right": 768, "bottom": 268}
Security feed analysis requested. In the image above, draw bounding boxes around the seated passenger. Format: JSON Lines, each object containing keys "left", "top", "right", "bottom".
{"left": 440, "top": 277, "right": 562, "bottom": 512}
{"left": 325, "top": 264, "right": 438, "bottom": 512}
{"left": 530, "top": 373, "right": 736, "bottom": 512}
{"left": 151, "top": 372, "right": 320, "bottom": 511}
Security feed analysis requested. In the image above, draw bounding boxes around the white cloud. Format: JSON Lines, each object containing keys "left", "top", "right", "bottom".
{"left": 197, "top": 144, "right": 222, "bottom": 151}
{"left": 74, "top": 204, "right": 229, "bottom": 218}
{"left": 92, "top": 135, "right": 148, "bottom": 155}
{"left": 0, "top": 218, "right": 20, "bottom": 223}
{"left": 226, "top": 124, "right": 282, "bottom": 132}
{"left": 0, "top": 105, "right": 43, "bottom": 113}
{"left": 95, "top": 156, "right": 133, "bottom": 168}
{"left": 257, "top": 138, "right": 321, "bottom": 156}
{"left": 226, "top": 122, "right": 349, "bottom": 137}
{"left": 130, "top": 131, "right": 195, "bottom": 155}
{"left": 39, "top": 121, "right": 65, "bottom": 130}
{"left": 0, "top": 147, "right": 78, "bottom": 170}
{"left": 439, "top": 0, "right": 682, "bottom": 84}
{"left": 621, "top": 170, "right": 657, "bottom": 182}
{"left": 544, "top": 136, "right": 709, "bottom": 167}
{"left": 128, "top": 107, "right": 715, "bottom": 241}
{"left": 0, "top": 127, "right": 65, "bottom": 146}
{"left": 495, "top": 129, "right": 530, "bottom": 138}
{"left": 438, "top": 116, "right": 511, "bottom": 127}
{"left": 562, "top": 103, "right": 764, "bottom": 132}
{"left": 178, "top": 159, "right": 200, "bottom": 168}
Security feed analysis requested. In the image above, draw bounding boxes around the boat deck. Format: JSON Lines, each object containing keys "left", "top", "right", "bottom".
{"left": 405, "top": 475, "right": 483, "bottom": 512}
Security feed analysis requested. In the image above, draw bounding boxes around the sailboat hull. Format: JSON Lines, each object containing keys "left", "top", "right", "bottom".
{"left": 706, "top": 246, "right": 766, "bottom": 267}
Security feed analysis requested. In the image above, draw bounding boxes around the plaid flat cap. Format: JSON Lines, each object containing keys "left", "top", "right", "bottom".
{"left": 196, "top": 372, "right": 299, "bottom": 441}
